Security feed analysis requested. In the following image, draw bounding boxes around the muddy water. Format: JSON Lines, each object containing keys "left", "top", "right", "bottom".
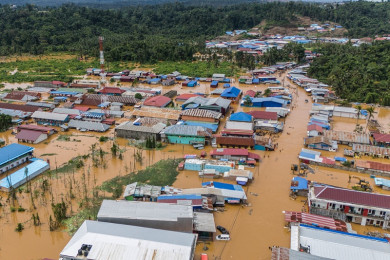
{"left": 1, "top": 73, "right": 390, "bottom": 259}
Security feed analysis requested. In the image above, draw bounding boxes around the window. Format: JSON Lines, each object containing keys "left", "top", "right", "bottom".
{"left": 368, "top": 209, "right": 375, "bottom": 215}
{"left": 380, "top": 211, "right": 386, "bottom": 217}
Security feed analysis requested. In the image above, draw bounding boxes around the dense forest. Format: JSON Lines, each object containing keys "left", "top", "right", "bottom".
{"left": 308, "top": 41, "right": 390, "bottom": 104}
{"left": 0, "top": 2, "right": 390, "bottom": 63}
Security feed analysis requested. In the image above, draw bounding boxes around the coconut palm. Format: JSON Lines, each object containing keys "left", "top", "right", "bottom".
{"left": 365, "top": 106, "right": 375, "bottom": 131}
{"left": 355, "top": 105, "right": 362, "bottom": 125}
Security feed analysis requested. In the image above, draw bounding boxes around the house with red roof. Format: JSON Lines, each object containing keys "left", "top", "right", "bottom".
{"left": 372, "top": 133, "right": 390, "bottom": 147}
{"left": 143, "top": 96, "right": 172, "bottom": 108}
{"left": 307, "top": 124, "right": 324, "bottom": 137}
{"left": 244, "top": 90, "right": 256, "bottom": 98}
{"left": 308, "top": 184, "right": 390, "bottom": 229}
{"left": 210, "top": 148, "right": 260, "bottom": 161}
{"left": 15, "top": 124, "right": 57, "bottom": 144}
{"left": 247, "top": 111, "right": 278, "bottom": 121}
{"left": 175, "top": 94, "right": 201, "bottom": 102}
{"left": 97, "top": 87, "right": 126, "bottom": 96}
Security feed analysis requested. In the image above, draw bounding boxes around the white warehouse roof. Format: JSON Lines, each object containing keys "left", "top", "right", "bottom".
{"left": 60, "top": 220, "right": 196, "bottom": 260}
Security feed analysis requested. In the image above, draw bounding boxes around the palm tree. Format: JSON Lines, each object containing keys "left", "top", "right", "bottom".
{"left": 365, "top": 106, "right": 375, "bottom": 131}
{"left": 355, "top": 105, "right": 362, "bottom": 125}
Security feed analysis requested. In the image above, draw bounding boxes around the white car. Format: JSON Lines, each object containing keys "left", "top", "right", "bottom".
{"left": 216, "top": 234, "right": 230, "bottom": 241}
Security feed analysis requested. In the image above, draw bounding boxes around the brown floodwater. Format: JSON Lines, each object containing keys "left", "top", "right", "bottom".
{"left": 0, "top": 72, "right": 389, "bottom": 260}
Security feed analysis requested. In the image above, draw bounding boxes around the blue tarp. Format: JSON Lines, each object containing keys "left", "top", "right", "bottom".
{"left": 211, "top": 81, "right": 219, "bottom": 86}
{"left": 290, "top": 176, "right": 308, "bottom": 191}
{"left": 203, "top": 181, "right": 243, "bottom": 191}
{"left": 252, "top": 78, "right": 260, "bottom": 84}
{"left": 230, "top": 112, "right": 252, "bottom": 122}
{"left": 223, "top": 78, "right": 230, "bottom": 83}
{"left": 54, "top": 97, "right": 68, "bottom": 101}
{"left": 334, "top": 157, "right": 347, "bottom": 162}
{"left": 187, "top": 80, "right": 197, "bottom": 87}
{"left": 158, "top": 194, "right": 201, "bottom": 201}
{"left": 51, "top": 91, "right": 79, "bottom": 96}
{"left": 223, "top": 83, "right": 230, "bottom": 88}
{"left": 221, "top": 86, "right": 241, "bottom": 98}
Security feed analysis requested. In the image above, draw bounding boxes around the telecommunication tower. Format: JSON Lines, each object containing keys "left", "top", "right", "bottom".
{"left": 99, "top": 36, "right": 106, "bottom": 86}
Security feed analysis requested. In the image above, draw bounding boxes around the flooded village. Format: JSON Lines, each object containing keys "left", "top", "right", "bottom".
{"left": 0, "top": 34, "right": 390, "bottom": 260}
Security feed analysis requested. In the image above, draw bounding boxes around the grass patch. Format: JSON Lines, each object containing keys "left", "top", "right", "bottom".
{"left": 47, "top": 156, "right": 86, "bottom": 176}
{"left": 40, "top": 153, "right": 57, "bottom": 157}
{"left": 100, "top": 159, "right": 182, "bottom": 199}
{"left": 57, "top": 135, "right": 71, "bottom": 141}
{"left": 64, "top": 158, "right": 182, "bottom": 234}
{"left": 0, "top": 56, "right": 135, "bottom": 83}
{"left": 153, "top": 61, "right": 239, "bottom": 77}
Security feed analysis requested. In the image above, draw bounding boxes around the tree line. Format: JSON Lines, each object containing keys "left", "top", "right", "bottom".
{"left": 308, "top": 41, "right": 390, "bottom": 104}
{"left": 1, "top": 2, "right": 390, "bottom": 63}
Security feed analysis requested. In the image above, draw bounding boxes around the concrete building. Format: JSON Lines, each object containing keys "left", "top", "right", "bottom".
{"left": 210, "top": 148, "right": 260, "bottom": 161}
{"left": 31, "top": 111, "right": 69, "bottom": 126}
{"left": 161, "top": 125, "right": 212, "bottom": 145}
{"left": 123, "top": 182, "right": 162, "bottom": 201}
{"left": 115, "top": 121, "right": 166, "bottom": 141}
{"left": 308, "top": 184, "right": 390, "bottom": 229}
{"left": 59, "top": 220, "right": 197, "bottom": 260}
{"left": 0, "top": 143, "right": 34, "bottom": 174}
{"left": 0, "top": 159, "right": 49, "bottom": 191}
{"left": 290, "top": 224, "right": 390, "bottom": 260}
{"left": 97, "top": 200, "right": 194, "bottom": 233}
{"left": 15, "top": 125, "right": 56, "bottom": 144}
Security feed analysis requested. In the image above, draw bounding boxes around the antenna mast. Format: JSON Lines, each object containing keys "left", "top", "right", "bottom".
{"left": 99, "top": 36, "right": 106, "bottom": 86}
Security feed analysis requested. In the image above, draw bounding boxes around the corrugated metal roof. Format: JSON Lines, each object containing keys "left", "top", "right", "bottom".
{"left": 247, "top": 111, "right": 278, "bottom": 120}
{"left": 0, "top": 143, "right": 34, "bottom": 166}
{"left": 352, "top": 144, "right": 390, "bottom": 156}
{"left": 284, "top": 211, "right": 347, "bottom": 232}
{"left": 132, "top": 107, "right": 181, "bottom": 120}
{"left": 229, "top": 112, "right": 252, "bottom": 122}
{"left": 271, "top": 247, "right": 331, "bottom": 260}
{"left": 0, "top": 159, "right": 49, "bottom": 189}
{"left": 68, "top": 120, "right": 110, "bottom": 132}
{"left": 162, "top": 125, "right": 212, "bottom": 137}
{"left": 15, "top": 130, "right": 43, "bottom": 142}
{"left": 221, "top": 86, "right": 241, "bottom": 98}
{"left": 313, "top": 185, "right": 390, "bottom": 210}
{"left": 32, "top": 111, "right": 69, "bottom": 121}
{"left": 193, "top": 212, "right": 216, "bottom": 233}
{"left": 324, "top": 130, "right": 370, "bottom": 144}
{"left": 225, "top": 121, "right": 253, "bottom": 131}
{"left": 143, "top": 96, "right": 171, "bottom": 107}
{"left": 296, "top": 224, "right": 390, "bottom": 260}
{"left": 115, "top": 121, "right": 166, "bottom": 134}
{"left": 355, "top": 160, "right": 390, "bottom": 173}
{"left": 97, "top": 200, "right": 193, "bottom": 221}
{"left": 60, "top": 220, "right": 196, "bottom": 260}
{"left": 53, "top": 108, "right": 82, "bottom": 116}
{"left": 183, "top": 97, "right": 231, "bottom": 109}
{"left": 180, "top": 109, "right": 222, "bottom": 119}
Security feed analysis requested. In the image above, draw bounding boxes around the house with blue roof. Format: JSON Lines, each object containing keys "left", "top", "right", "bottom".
{"left": 0, "top": 143, "right": 34, "bottom": 174}
{"left": 221, "top": 86, "right": 242, "bottom": 102}
{"left": 290, "top": 176, "right": 309, "bottom": 196}
{"left": 229, "top": 112, "right": 252, "bottom": 122}
{"left": 244, "top": 97, "right": 288, "bottom": 107}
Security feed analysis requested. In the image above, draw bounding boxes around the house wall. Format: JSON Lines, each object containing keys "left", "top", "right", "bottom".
{"left": 34, "top": 118, "right": 68, "bottom": 126}
{"left": 115, "top": 129, "right": 160, "bottom": 141}
{"left": 181, "top": 115, "right": 217, "bottom": 123}
{"left": 307, "top": 143, "right": 331, "bottom": 151}
{"left": 0, "top": 154, "right": 32, "bottom": 174}
{"left": 166, "top": 135, "right": 205, "bottom": 145}
{"left": 309, "top": 197, "right": 390, "bottom": 229}
{"left": 97, "top": 216, "right": 193, "bottom": 233}
{"left": 308, "top": 130, "right": 320, "bottom": 137}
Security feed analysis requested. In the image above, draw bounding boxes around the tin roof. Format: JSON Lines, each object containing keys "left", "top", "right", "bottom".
{"left": 312, "top": 185, "right": 390, "bottom": 209}
{"left": 115, "top": 121, "right": 166, "bottom": 134}
{"left": 143, "top": 96, "right": 171, "bottom": 107}
{"left": 247, "top": 111, "right": 278, "bottom": 120}
{"left": 355, "top": 160, "right": 390, "bottom": 173}
{"left": 60, "top": 220, "right": 196, "bottom": 260}
{"left": 0, "top": 143, "right": 34, "bottom": 166}
{"left": 97, "top": 87, "right": 125, "bottom": 95}
{"left": 0, "top": 102, "right": 39, "bottom": 113}
{"left": 15, "top": 130, "right": 44, "bottom": 142}
{"left": 372, "top": 133, "right": 390, "bottom": 143}
{"left": 68, "top": 120, "right": 110, "bottom": 132}
{"left": 132, "top": 107, "right": 181, "bottom": 121}
{"left": 324, "top": 130, "right": 370, "bottom": 144}
{"left": 284, "top": 211, "right": 347, "bottom": 232}
{"left": 176, "top": 93, "right": 200, "bottom": 101}
{"left": 193, "top": 212, "right": 216, "bottom": 233}
{"left": 221, "top": 86, "right": 241, "bottom": 98}
{"left": 32, "top": 111, "right": 69, "bottom": 121}
{"left": 162, "top": 125, "right": 212, "bottom": 137}
{"left": 97, "top": 200, "right": 193, "bottom": 221}
{"left": 180, "top": 109, "right": 222, "bottom": 119}
{"left": 229, "top": 112, "right": 252, "bottom": 122}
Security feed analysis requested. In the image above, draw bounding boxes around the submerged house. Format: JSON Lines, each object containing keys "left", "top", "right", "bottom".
{"left": 290, "top": 176, "right": 309, "bottom": 196}
{"left": 115, "top": 121, "right": 166, "bottom": 141}
{"left": 244, "top": 97, "right": 288, "bottom": 108}
{"left": 220, "top": 87, "right": 242, "bottom": 102}
{"left": 0, "top": 159, "right": 49, "bottom": 192}
{"left": 161, "top": 125, "right": 212, "bottom": 145}
{"left": 372, "top": 133, "right": 390, "bottom": 147}
{"left": 0, "top": 143, "right": 34, "bottom": 174}
{"left": 15, "top": 125, "right": 57, "bottom": 144}
{"left": 182, "top": 96, "right": 231, "bottom": 115}
{"left": 304, "top": 136, "right": 337, "bottom": 151}
{"left": 59, "top": 220, "right": 197, "bottom": 260}
{"left": 31, "top": 111, "right": 69, "bottom": 126}
{"left": 308, "top": 184, "right": 390, "bottom": 229}
{"left": 143, "top": 96, "right": 172, "bottom": 108}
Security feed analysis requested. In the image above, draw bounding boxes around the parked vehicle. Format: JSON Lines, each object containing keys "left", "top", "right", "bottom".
{"left": 216, "top": 234, "right": 230, "bottom": 241}
{"left": 201, "top": 253, "right": 208, "bottom": 260}
{"left": 216, "top": 225, "right": 229, "bottom": 234}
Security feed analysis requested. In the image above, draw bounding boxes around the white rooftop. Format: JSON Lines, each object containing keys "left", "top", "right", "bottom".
{"left": 60, "top": 220, "right": 196, "bottom": 260}
{"left": 292, "top": 224, "right": 390, "bottom": 260}
{"left": 97, "top": 200, "right": 193, "bottom": 222}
